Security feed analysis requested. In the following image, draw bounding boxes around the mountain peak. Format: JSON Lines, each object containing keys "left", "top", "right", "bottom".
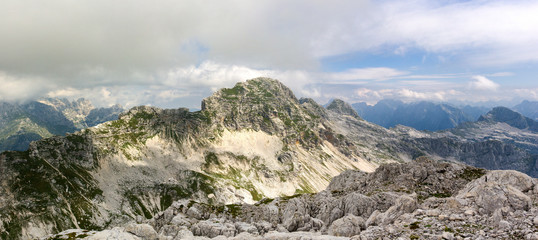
{"left": 326, "top": 99, "right": 361, "bottom": 119}
{"left": 202, "top": 77, "right": 297, "bottom": 111}
{"left": 479, "top": 106, "right": 537, "bottom": 131}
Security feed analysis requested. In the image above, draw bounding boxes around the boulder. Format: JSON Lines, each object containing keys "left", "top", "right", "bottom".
{"left": 125, "top": 224, "right": 159, "bottom": 240}
{"left": 191, "top": 219, "right": 236, "bottom": 238}
{"left": 328, "top": 215, "right": 365, "bottom": 237}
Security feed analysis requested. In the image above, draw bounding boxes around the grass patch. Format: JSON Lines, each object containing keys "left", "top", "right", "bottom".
{"left": 409, "top": 221, "right": 420, "bottom": 230}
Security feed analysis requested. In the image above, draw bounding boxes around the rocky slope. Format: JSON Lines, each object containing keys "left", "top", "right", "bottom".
{"left": 328, "top": 100, "right": 538, "bottom": 177}
{"left": 0, "top": 98, "right": 124, "bottom": 152}
{"left": 385, "top": 106, "right": 538, "bottom": 177}
{"left": 44, "top": 158, "right": 538, "bottom": 239}
{"left": 1, "top": 78, "right": 536, "bottom": 239}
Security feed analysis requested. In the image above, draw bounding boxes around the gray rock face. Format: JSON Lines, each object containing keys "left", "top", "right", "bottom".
{"left": 125, "top": 223, "right": 159, "bottom": 240}
{"left": 328, "top": 215, "right": 364, "bottom": 237}
{"left": 191, "top": 219, "right": 236, "bottom": 238}
{"left": 44, "top": 159, "right": 538, "bottom": 240}
{"left": 457, "top": 171, "right": 535, "bottom": 215}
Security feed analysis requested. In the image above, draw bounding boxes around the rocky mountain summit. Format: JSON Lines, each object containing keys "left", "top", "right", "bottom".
{"left": 1, "top": 78, "right": 537, "bottom": 239}
{"left": 45, "top": 158, "right": 538, "bottom": 239}
{"left": 477, "top": 107, "right": 538, "bottom": 132}
{"left": 0, "top": 98, "right": 124, "bottom": 152}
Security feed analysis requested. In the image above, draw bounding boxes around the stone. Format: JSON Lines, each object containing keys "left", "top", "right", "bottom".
{"left": 427, "top": 209, "right": 441, "bottom": 217}
{"left": 328, "top": 215, "right": 365, "bottom": 237}
{"left": 124, "top": 224, "right": 159, "bottom": 240}
{"left": 498, "top": 220, "right": 511, "bottom": 230}
{"left": 234, "top": 222, "right": 258, "bottom": 234}
{"left": 464, "top": 209, "right": 475, "bottom": 216}
{"left": 191, "top": 219, "right": 236, "bottom": 238}
{"left": 442, "top": 231, "right": 454, "bottom": 240}
{"left": 88, "top": 227, "right": 140, "bottom": 240}
{"left": 375, "top": 194, "right": 417, "bottom": 225}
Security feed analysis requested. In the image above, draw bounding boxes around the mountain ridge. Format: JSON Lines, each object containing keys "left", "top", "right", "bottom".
{"left": 0, "top": 98, "right": 124, "bottom": 152}
{"left": 352, "top": 100, "right": 489, "bottom": 131}
{"left": 0, "top": 77, "right": 536, "bottom": 239}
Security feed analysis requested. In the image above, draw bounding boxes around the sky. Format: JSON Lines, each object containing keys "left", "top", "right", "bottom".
{"left": 1, "top": 0, "right": 538, "bottom": 109}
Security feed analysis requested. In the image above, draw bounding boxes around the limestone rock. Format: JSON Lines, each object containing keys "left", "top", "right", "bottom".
{"left": 191, "top": 219, "right": 236, "bottom": 238}
{"left": 328, "top": 215, "right": 365, "bottom": 237}
{"left": 125, "top": 223, "right": 159, "bottom": 240}
{"left": 457, "top": 171, "right": 534, "bottom": 214}
{"left": 88, "top": 227, "right": 140, "bottom": 240}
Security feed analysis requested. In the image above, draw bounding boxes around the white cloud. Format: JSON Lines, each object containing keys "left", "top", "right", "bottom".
{"left": 0, "top": 72, "right": 53, "bottom": 102}
{"left": 163, "top": 61, "right": 311, "bottom": 94}
{"left": 469, "top": 75, "right": 500, "bottom": 91}
{"left": 486, "top": 72, "right": 514, "bottom": 77}
{"left": 0, "top": 0, "right": 536, "bottom": 108}
{"left": 327, "top": 68, "right": 407, "bottom": 81}
{"left": 47, "top": 88, "right": 83, "bottom": 98}
{"left": 41, "top": 61, "right": 314, "bottom": 108}
{"left": 312, "top": 0, "right": 538, "bottom": 66}
{"left": 513, "top": 88, "right": 538, "bottom": 100}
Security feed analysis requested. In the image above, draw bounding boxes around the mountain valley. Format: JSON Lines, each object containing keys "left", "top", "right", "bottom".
{"left": 0, "top": 99, "right": 124, "bottom": 152}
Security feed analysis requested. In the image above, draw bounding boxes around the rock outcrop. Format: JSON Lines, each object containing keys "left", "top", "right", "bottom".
{"left": 44, "top": 159, "right": 538, "bottom": 239}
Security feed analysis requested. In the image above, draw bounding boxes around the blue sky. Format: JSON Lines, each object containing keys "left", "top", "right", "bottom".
{"left": 0, "top": 0, "right": 537, "bottom": 108}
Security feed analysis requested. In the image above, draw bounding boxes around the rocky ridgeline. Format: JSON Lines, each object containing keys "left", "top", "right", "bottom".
{"left": 2, "top": 78, "right": 538, "bottom": 239}
{"left": 44, "top": 158, "right": 538, "bottom": 239}
{"left": 201, "top": 78, "right": 351, "bottom": 151}
{"left": 0, "top": 78, "right": 380, "bottom": 239}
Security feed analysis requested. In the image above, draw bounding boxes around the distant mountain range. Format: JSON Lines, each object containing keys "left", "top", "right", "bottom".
{"left": 513, "top": 100, "right": 538, "bottom": 121}
{"left": 0, "top": 98, "right": 123, "bottom": 152}
{"left": 352, "top": 99, "right": 538, "bottom": 131}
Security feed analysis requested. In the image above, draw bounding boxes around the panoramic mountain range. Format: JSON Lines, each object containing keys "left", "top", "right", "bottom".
{"left": 0, "top": 78, "right": 537, "bottom": 239}
{"left": 353, "top": 99, "right": 516, "bottom": 131}
{"left": 0, "top": 98, "right": 124, "bottom": 152}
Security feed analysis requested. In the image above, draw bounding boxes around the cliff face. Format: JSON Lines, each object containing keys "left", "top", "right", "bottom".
{"left": 1, "top": 78, "right": 536, "bottom": 239}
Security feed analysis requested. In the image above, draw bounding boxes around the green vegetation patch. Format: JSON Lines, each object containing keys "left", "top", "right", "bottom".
{"left": 221, "top": 85, "right": 245, "bottom": 99}
{"left": 459, "top": 167, "right": 487, "bottom": 181}
{"left": 203, "top": 152, "right": 220, "bottom": 168}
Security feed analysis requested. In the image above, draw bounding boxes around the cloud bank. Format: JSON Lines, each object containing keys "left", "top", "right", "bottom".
{"left": 0, "top": 0, "right": 536, "bottom": 107}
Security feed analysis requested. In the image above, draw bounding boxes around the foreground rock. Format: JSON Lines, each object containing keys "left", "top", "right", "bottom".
{"left": 44, "top": 159, "right": 538, "bottom": 239}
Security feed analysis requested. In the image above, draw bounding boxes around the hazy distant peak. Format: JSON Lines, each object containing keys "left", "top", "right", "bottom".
{"left": 513, "top": 100, "right": 538, "bottom": 120}
{"left": 326, "top": 99, "right": 361, "bottom": 119}
{"left": 478, "top": 106, "right": 537, "bottom": 132}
